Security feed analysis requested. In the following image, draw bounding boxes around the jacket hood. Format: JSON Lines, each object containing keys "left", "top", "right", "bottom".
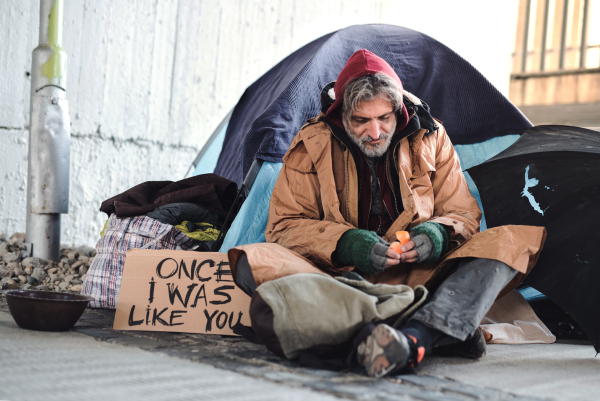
{"left": 325, "top": 49, "right": 409, "bottom": 132}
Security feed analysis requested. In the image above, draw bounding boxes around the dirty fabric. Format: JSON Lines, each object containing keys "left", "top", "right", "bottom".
{"left": 100, "top": 174, "right": 237, "bottom": 222}
{"left": 146, "top": 202, "right": 219, "bottom": 228}
{"left": 174, "top": 221, "right": 219, "bottom": 243}
{"left": 250, "top": 273, "right": 427, "bottom": 359}
{"left": 410, "top": 258, "right": 518, "bottom": 341}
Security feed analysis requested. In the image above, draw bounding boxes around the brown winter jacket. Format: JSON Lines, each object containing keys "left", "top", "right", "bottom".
{"left": 259, "top": 105, "right": 546, "bottom": 295}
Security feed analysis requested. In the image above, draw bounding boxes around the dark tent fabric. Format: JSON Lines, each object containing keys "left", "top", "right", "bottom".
{"left": 214, "top": 24, "right": 531, "bottom": 185}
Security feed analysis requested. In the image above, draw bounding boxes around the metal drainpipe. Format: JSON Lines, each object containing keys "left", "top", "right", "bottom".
{"left": 26, "top": 0, "right": 70, "bottom": 262}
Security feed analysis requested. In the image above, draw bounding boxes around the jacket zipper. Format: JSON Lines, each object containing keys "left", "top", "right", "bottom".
{"left": 388, "top": 141, "right": 402, "bottom": 216}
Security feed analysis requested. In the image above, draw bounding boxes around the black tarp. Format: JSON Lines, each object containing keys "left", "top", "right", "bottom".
{"left": 468, "top": 125, "right": 600, "bottom": 352}
{"left": 214, "top": 24, "right": 531, "bottom": 185}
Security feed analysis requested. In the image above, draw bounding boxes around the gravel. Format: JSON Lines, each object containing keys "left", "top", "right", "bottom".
{"left": 0, "top": 232, "right": 95, "bottom": 294}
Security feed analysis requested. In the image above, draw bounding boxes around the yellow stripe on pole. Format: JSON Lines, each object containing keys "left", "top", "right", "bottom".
{"left": 41, "top": 0, "right": 66, "bottom": 82}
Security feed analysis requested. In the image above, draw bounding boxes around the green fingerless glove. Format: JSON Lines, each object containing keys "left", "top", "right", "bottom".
{"left": 332, "top": 229, "right": 379, "bottom": 274}
{"left": 409, "top": 222, "right": 449, "bottom": 264}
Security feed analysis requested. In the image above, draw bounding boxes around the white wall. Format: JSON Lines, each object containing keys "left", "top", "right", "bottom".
{"left": 0, "top": 0, "right": 518, "bottom": 247}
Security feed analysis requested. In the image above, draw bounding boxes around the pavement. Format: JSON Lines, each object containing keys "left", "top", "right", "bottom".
{"left": 0, "top": 295, "right": 598, "bottom": 401}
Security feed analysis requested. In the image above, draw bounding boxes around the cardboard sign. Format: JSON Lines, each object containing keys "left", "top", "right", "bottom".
{"left": 114, "top": 249, "right": 251, "bottom": 335}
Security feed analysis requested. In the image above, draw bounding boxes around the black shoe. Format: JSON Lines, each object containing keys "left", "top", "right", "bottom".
{"left": 432, "top": 327, "right": 486, "bottom": 359}
{"left": 357, "top": 324, "right": 424, "bottom": 378}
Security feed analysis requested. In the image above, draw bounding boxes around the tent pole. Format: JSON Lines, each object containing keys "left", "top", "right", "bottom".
{"left": 26, "top": 0, "right": 71, "bottom": 262}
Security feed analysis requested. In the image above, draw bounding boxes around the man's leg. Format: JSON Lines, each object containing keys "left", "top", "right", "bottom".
{"left": 358, "top": 258, "right": 518, "bottom": 377}
{"left": 409, "top": 257, "right": 518, "bottom": 342}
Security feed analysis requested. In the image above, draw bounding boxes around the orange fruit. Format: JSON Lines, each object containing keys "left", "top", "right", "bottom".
{"left": 389, "top": 231, "right": 410, "bottom": 254}
{"left": 390, "top": 242, "right": 402, "bottom": 254}
{"left": 396, "top": 231, "right": 410, "bottom": 246}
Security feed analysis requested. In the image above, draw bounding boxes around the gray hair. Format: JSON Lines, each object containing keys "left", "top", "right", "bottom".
{"left": 341, "top": 73, "right": 403, "bottom": 126}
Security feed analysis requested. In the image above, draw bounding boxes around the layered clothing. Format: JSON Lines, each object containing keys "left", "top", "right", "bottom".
{"left": 227, "top": 50, "right": 548, "bottom": 366}
{"left": 262, "top": 96, "right": 545, "bottom": 294}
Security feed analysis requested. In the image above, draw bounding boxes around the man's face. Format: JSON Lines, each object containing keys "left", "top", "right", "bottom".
{"left": 343, "top": 97, "right": 397, "bottom": 158}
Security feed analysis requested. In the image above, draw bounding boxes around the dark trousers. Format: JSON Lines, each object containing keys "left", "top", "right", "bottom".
{"left": 410, "top": 258, "right": 518, "bottom": 341}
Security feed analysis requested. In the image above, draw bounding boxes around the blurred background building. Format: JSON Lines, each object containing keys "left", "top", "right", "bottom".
{"left": 0, "top": 0, "right": 532, "bottom": 247}
{"left": 510, "top": 0, "right": 600, "bottom": 127}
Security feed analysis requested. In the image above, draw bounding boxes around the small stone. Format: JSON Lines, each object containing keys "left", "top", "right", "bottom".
{"left": 36, "top": 284, "right": 49, "bottom": 291}
{"left": 79, "top": 265, "right": 88, "bottom": 276}
{"left": 9, "top": 233, "right": 25, "bottom": 243}
{"left": 24, "top": 266, "right": 33, "bottom": 275}
{"left": 64, "top": 274, "right": 75, "bottom": 284}
{"left": 27, "top": 276, "right": 38, "bottom": 285}
{"left": 1, "top": 281, "right": 19, "bottom": 290}
{"left": 47, "top": 267, "right": 58, "bottom": 274}
{"left": 21, "top": 257, "right": 43, "bottom": 269}
{"left": 74, "top": 245, "right": 94, "bottom": 257}
{"left": 58, "top": 281, "right": 69, "bottom": 290}
{"left": 3, "top": 252, "right": 21, "bottom": 264}
{"left": 17, "top": 275, "right": 27, "bottom": 284}
{"left": 70, "top": 284, "right": 82, "bottom": 292}
{"left": 8, "top": 244, "right": 21, "bottom": 252}
{"left": 0, "top": 267, "right": 9, "bottom": 278}
{"left": 31, "top": 267, "right": 47, "bottom": 281}
{"left": 20, "top": 283, "right": 33, "bottom": 290}
{"left": 71, "top": 261, "right": 83, "bottom": 269}
{"left": 14, "top": 268, "right": 25, "bottom": 276}
{"left": 78, "top": 256, "right": 89, "bottom": 263}
{"left": 81, "top": 273, "right": 87, "bottom": 282}
{"left": 67, "top": 252, "right": 76, "bottom": 260}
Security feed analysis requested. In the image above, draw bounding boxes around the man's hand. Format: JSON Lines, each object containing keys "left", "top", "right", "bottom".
{"left": 386, "top": 240, "right": 419, "bottom": 266}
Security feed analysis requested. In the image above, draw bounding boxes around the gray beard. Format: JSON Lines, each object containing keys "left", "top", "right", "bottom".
{"left": 343, "top": 121, "right": 396, "bottom": 158}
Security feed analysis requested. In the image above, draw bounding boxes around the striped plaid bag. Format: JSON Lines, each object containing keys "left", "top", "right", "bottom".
{"left": 82, "top": 214, "right": 196, "bottom": 309}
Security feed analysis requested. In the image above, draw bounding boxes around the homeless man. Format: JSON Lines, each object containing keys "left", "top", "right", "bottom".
{"left": 240, "top": 49, "right": 546, "bottom": 377}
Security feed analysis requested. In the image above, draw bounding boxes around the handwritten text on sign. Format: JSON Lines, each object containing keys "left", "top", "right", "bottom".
{"left": 113, "top": 249, "right": 251, "bottom": 335}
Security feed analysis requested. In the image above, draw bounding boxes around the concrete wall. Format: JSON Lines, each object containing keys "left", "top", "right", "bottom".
{"left": 0, "top": 0, "right": 518, "bottom": 247}
{"left": 510, "top": 71, "right": 600, "bottom": 106}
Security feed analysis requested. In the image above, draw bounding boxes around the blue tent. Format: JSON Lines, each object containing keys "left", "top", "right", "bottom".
{"left": 189, "top": 24, "right": 531, "bottom": 252}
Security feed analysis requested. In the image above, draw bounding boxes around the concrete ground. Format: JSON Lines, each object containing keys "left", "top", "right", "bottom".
{"left": 420, "top": 340, "right": 599, "bottom": 400}
{"left": 0, "top": 296, "right": 598, "bottom": 401}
